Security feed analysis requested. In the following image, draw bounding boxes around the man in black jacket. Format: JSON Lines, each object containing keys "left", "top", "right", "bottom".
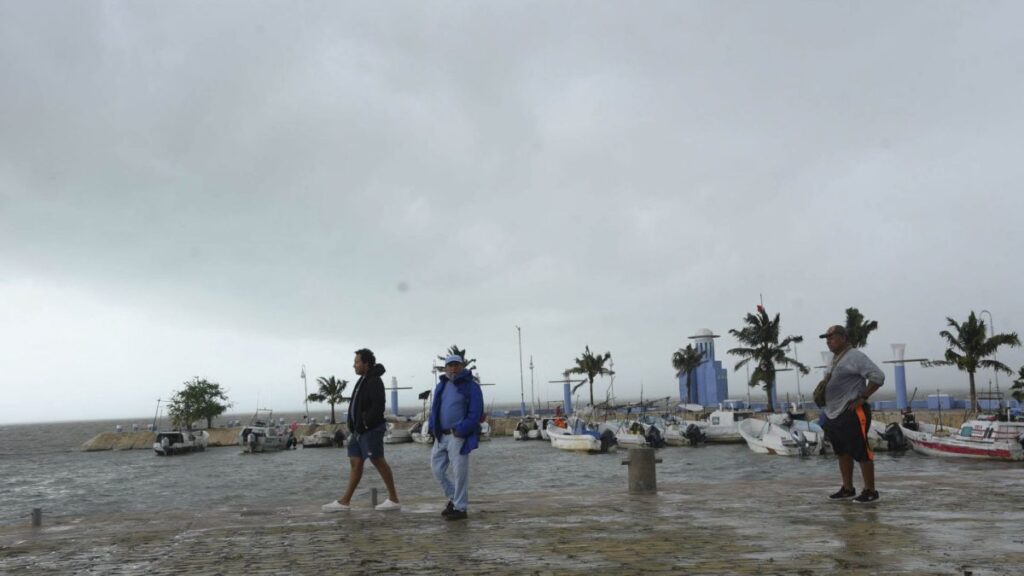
{"left": 322, "top": 348, "right": 401, "bottom": 511}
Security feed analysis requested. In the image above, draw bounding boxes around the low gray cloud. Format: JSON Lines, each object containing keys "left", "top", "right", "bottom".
{"left": 2, "top": 1, "right": 1022, "bottom": 423}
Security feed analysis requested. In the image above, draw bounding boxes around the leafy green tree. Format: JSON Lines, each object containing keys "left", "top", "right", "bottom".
{"left": 1011, "top": 366, "right": 1024, "bottom": 404}
{"left": 727, "top": 306, "right": 809, "bottom": 412}
{"left": 672, "top": 344, "right": 706, "bottom": 404}
{"left": 844, "top": 307, "right": 879, "bottom": 349}
{"left": 437, "top": 345, "right": 477, "bottom": 371}
{"left": 307, "top": 376, "right": 349, "bottom": 424}
{"left": 927, "top": 311, "right": 1021, "bottom": 411}
{"left": 567, "top": 345, "right": 613, "bottom": 408}
{"left": 167, "top": 377, "right": 230, "bottom": 430}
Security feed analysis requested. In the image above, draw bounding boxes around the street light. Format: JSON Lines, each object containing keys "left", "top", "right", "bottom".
{"left": 979, "top": 310, "right": 998, "bottom": 390}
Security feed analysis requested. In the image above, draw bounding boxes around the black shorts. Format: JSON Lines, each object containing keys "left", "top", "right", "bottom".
{"left": 823, "top": 403, "right": 874, "bottom": 462}
{"left": 347, "top": 424, "right": 386, "bottom": 460}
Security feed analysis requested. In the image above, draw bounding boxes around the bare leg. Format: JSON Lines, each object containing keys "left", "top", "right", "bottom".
{"left": 339, "top": 457, "right": 364, "bottom": 505}
{"left": 859, "top": 459, "right": 875, "bottom": 491}
{"left": 838, "top": 454, "right": 854, "bottom": 490}
{"left": 370, "top": 457, "right": 400, "bottom": 502}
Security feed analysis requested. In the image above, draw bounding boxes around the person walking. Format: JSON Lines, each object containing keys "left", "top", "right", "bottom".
{"left": 322, "top": 348, "right": 401, "bottom": 512}
{"left": 819, "top": 325, "right": 885, "bottom": 503}
{"left": 429, "top": 354, "right": 484, "bottom": 521}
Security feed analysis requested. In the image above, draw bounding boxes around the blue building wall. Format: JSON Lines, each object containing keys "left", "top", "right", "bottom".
{"left": 678, "top": 334, "right": 729, "bottom": 407}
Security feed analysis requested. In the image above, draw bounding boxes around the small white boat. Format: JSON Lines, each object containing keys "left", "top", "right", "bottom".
{"left": 546, "top": 418, "right": 617, "bottom": 453}
{"left": 661, "top": 415, "right": 707, "bottom": 446}
{"left": 513, "top": 416, "right": 543, "bottom": 440}
{"left": 302, "top": 429, "right": 342, "bottom": 448}
{"left": 384, "top": 422, "right": 413, "bottom": 444}
{"left": 479, "top": 421, "right": 492, "bottom": 442}
{"left": 738, "top": 415, "right": 821, "bottom": 456}
{"left": 153, "top": 430, "right": 209, "bottom": 456}
{"left": 677, "top": 402, "right": 754, "bottom": 444}
{"left": 410, "top": 421, "right": 433, "bottom": 444}
{"left": 614, "top": 416, "right": 668, "bottom": 448}
{"left": 240, "top": 409, "right": 296, "bottom": 453}
{"left": 900, "top": 418, "right": 1024, "bottom": 461}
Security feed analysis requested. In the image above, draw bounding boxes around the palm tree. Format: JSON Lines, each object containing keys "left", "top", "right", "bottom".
{"left": 567, "top": 345, "right": 613, "bottom": 408}
{"left": 1011, "top": 366, "right": 1024, "bottom": 404}
{"left": 844, "top": 307, "right": 879, "bottom": 349}
{"left": 727, "top": 306, "right": 809, "bottom": 412}
{"left": 672, "top": 344, "right": 706, "bottom": 404}
{"left": 437, "top": 344, "right": 477, "bottom": 371}
{"left": 927, "top": 311, "right": 1020, "bottom": 411}
{"left": 307, "top": 376, "right": 349, "bottom": 424}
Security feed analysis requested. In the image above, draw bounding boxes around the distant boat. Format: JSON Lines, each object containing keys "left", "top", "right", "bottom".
{"left": 546, "top": 417, "right": 617, "bottom": 454}
{"left": 384, "top": 422, "right": 412, "bottom": 444}
{"left": 513, "top": 416, "right": 543, "bottom": 441}
{"left": 239, "top": 409, "right": 296, "bottom": 453}
{"left": 302, "top": 429, "right": 341, "bottom": 448}
{"left": 900, "top": 418, "right": 1024, "bottom": 461}
{"left": 738, "top": 415, "right": 821, "bottom": 456}
{"left": 409, "top": 421, "right": 433, "bottom": 444}
{"left": 153, "top": 430, "right": 209, "bottom": 456}
{"left": 678, "top": 402, "right": 753, "bottom": 444}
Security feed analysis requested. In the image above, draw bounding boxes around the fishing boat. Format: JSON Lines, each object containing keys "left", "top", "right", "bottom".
{"left": 546, "top": 417, "right": 617, "bottom": 453}
{"left": 899, "top": 417, "right": 1024, "bottom": 461}
{"left": 153, "top": 430, "right": 209, "bottom": 456}
{"left": 239, "top": 409, "right": 296, "bottom": 453}
{"left": 384, "top": 422, "right": 413, "bottom": 444}
{"left": 513, "top": 416, "right": 543, "bottom": 440}
{"left": 410, "top": 420, "right": 433, "bottom": 444}
{"left": 677, "top": 402, "right": 753, "bottom": 443}
{"left": 738, "top": 415, "right": 821, "bottom": 456}
{"left": 302, "top": 429, "right": 341, "bottom": 448}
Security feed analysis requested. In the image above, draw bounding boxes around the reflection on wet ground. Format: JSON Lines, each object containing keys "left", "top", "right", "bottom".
{"left": 3, "top": 469, "right": 1023, "bottom": 574}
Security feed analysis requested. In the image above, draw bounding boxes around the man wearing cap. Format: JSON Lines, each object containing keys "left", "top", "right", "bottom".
{"left": 429, "top": 354, "right": 484, "bottom": 521}
{"left": 820, "top": 325, "right": 885, "bottom": 503}
{"left": 322, "top": 348, "right": 401, "bottom": 512}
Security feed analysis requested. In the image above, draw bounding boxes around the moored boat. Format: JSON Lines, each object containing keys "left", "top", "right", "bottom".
{"left": 240, "top": 409, "right": 296, "bottom": 453}
{"left": 738, "top": 415, "right": 820, "bottom": 456}
{"left": 900, "top": 418, "right": 1024, "bottom": 461}
{"left": 153, "top": 430, "right": 209, "bottom": 456}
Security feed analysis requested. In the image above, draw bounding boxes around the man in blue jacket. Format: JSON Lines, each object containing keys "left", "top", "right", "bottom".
{"left": 429, "top": 354, "right": 484, "bottom": 521}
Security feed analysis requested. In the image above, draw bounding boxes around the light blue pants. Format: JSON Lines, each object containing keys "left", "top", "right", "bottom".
{"left": 431, "top": 434, "right": 469, "bottom": 512}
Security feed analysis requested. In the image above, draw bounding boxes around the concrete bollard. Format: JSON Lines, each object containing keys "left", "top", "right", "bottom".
{"left": 31, "top": 508, "right": 42, "bottom": 527}
{"left": 621, "top": 447, "right": 662, "bottom": 494}
{"left": 371, "top": 488, "right": 378, "bottom": 507}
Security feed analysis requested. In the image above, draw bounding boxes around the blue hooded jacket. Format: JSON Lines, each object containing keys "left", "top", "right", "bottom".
{"left": 429, "top": 368, "right": 484, "bottom": 455}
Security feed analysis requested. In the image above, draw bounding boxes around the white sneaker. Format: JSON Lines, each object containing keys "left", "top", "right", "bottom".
{"left": 375, "top": 499, "right": 401, "bottom": 511}
{"left": 321, "top": 500, "right": 350, "bottom": 512}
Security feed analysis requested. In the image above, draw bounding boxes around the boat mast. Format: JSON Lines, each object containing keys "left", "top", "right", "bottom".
{"left": 529, "top": 355, "right": 536, "bottom": 416}
{"left": 516, "top": 325, "right": 526, "bottom": 418}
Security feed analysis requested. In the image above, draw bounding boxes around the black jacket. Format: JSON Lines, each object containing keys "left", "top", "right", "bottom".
{"left": 347, "top": 363, "right": 387, "bottom": 434}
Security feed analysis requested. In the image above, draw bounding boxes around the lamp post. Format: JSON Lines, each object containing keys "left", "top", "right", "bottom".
{"left": 980, "top": 310, "right": 998, "bottom": 392}
{"left": 301, "top": 365, "right": 308, "bottom": 420}
{"left": 516, "top": 326, "right": 526, "bottom": 417}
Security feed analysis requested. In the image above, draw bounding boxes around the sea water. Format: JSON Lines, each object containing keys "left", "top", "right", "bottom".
{"left": 2, "top": 417, "right": 1022, "bottom": 526}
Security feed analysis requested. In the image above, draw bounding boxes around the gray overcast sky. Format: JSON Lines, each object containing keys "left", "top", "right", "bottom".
{"left": 2, "top": 1, "right": 1023, "bottom": 424}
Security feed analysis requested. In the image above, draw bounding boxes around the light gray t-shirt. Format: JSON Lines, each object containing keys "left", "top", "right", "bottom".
{"left": 824, "top": 348, "right": 885, "bottom": 420}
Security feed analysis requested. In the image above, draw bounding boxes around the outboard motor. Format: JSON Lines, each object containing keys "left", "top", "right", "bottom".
{"left": 599, "top": 429, "right": 618, "bottom": 453}
{"left": 792, "top": 429, "right": 811, "bottom": 456}
{"left": 883, "top": 422, "right": 908, "bottom": 451}
{"left": 644, "top": 425, "right": 666, "bottom": 449}
{"left": 901, "top": 409, "right": 919, "bottom": 432}
{"left": 683, "top": 423, "right": 706, "bottom": 446}
{"left": 515, "top": 421, "right": 530, "bottom": 440}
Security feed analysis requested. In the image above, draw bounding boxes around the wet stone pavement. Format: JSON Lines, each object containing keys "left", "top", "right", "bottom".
{"left": 2, "top": 472, "right": 1022, "bottom": 576}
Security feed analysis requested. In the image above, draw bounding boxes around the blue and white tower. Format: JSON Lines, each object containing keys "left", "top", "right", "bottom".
{"left": 679, "top": 329, "right": 730, "bottom": 407}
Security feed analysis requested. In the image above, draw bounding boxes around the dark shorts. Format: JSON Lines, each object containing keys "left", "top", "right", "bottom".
{"left": 347, "top": 424, "right": 386, "bottom": 460}
{"left": 823, "top": 403, "right": 874, "bottom": 462}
